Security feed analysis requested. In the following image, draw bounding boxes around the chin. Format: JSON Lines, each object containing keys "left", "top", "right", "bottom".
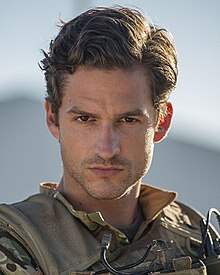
{"left": 87, "top": 184, "right": 135, "bottom": 201}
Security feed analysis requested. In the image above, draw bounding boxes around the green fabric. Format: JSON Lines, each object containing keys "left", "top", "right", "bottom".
{"left": 0, "top": 189, "right": 217, "bottom": 274}
{"left": 0, "top": 192, "right": 101, "bottom": 274}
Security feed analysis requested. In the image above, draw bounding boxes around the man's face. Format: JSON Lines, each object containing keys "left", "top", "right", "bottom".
{"left": 49, "top": 67, "right": 157, "bottom": 200}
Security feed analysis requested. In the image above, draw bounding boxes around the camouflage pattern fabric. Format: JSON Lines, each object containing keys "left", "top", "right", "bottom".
{"left": 0, "top": 184, "right": 214, "bottom": 274}
{"left": 0, "top": 230, "right": 208, "bottom": 275}
{"left": 0, "top": 231, "right": 41, "bottom": 274}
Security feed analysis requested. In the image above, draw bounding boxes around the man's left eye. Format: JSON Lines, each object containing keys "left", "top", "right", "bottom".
{"left": 121, "top": 117, "right": 137, "bottom": 124}
{"left": 77, "top": 116, "right": 91, "bottom": 122}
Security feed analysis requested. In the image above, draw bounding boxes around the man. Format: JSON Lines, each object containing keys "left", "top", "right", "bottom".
{"left": 0, "top": 6, "right": 217, "bottom": 275}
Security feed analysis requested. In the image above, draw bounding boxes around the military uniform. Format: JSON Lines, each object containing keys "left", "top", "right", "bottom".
{"left": 0, "top": 183, "right": 210, "bottom": 274}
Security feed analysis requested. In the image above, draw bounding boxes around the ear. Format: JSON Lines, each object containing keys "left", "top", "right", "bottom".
{"left": 45, "top": 100, "right": 60, "bottom": 141}
{"left": 154, "top": 102, "right": 173, "bottom": 143}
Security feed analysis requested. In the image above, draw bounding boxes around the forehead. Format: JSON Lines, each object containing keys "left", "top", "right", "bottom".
{"left": 62, "top": 66, "right": 154, "bottom": 112}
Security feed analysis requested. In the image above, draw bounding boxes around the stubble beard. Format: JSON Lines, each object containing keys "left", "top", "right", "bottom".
{"left": 60, "top": 143, "right": 152, "bottom": 201}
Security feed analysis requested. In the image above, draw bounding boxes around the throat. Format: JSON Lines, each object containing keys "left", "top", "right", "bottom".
{"left": 119, "top": 204, "right": 144, "bottom": 242}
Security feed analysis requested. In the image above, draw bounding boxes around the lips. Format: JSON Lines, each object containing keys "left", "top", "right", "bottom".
{"left": 89, "top": 166, "right": 123, "bottom": 177}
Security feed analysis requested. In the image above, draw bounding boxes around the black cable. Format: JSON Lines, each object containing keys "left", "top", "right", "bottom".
{"left": 94, "top": 238, "right": 168, "bottom": 275}
{"left": 95, "top": 208, "right": 220, "bottom": 274}
{"left": 198, "top": 208, "right": 220, "bottom": 259}
{"left": 102, "top": 241, "right": 158, "bottom": 274}
{"left": 117, "top": 240, "right": 157, "bottom": 270}
{"left": 100, "top": 245, "right": 128, "bottom": 275}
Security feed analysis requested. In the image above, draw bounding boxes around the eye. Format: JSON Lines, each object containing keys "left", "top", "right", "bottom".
{"left": 121, "top": 117, "right": 138, "bottom": 124}
{"left": 76, "top": 116, "right": 92, "bottom": 122}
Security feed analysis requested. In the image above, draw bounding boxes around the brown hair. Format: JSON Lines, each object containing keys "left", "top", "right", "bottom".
{"left": 41, "top": 7, "right": 177, "bottom": 122}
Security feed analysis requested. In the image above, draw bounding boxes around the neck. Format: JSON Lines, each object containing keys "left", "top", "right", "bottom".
{"left": 57, "top": 177, "right": 141, "bottom": 228}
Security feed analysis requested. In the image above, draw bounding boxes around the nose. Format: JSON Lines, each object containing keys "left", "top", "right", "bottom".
{"left": 95, "top": 123, "right": 120, "bottom": 160}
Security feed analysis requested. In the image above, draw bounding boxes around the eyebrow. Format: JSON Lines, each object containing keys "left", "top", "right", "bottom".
{"left": 118, "top": 109, "right": 149, "bottom": 118}
{"left": 66, "top": 106, "right": 95, "bottom": 117}
{"left": 66, "top": 106, "right": 149, "bottom": 118}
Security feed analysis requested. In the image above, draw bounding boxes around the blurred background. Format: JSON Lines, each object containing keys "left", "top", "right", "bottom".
{"left": 0, "top": 0, "right": 219, "bottom": 217}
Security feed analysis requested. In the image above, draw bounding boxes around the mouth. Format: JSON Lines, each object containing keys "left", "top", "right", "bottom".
{"left": 88, "top": 166, "right": 124, "bottom": 177}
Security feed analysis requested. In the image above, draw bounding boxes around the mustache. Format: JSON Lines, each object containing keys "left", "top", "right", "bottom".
{"left": 84, "top": 155, "right": 131, "bottom": 167}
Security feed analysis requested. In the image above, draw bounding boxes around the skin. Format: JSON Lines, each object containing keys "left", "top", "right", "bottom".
{"left": 45, "top": 66, "right": 172, "bottom": 228}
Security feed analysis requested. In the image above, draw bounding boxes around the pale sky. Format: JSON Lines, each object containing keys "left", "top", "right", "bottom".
{"left": 1, "top": 0, "right": 220, "bottom": 151}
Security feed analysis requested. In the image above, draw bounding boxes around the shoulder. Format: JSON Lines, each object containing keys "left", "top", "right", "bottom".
{"left": 160, "top": 201, "right": 218, "bottom": 248}
{"left": 150, "top": 201, "right": 204, "bottom": 258}
{"left": 0, "top": 193, "right": 58, "bottom": 274}
{"left": 0, "top": 191, "right": 63, "bottom": 224}
{"left": 161, "top": 201, "right": 219, "bottom": 236}
{"left": 160, "top": 201, "right": 205, "bottom": 239}
{"left": 0, "top": 230, "right": 41, "bottom": 274}
{"left": 162, "top": 201, "right": 203, "bottom": 228}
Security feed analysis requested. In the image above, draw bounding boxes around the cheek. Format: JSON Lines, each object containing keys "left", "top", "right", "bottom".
{"left": 141, "top": 129, "right": 155, "bottom": 169}
{"left": 144, "top": 129, "right": 155, "bottom": 154}
{"left": 133, "top": 128, "right": 155, "bottom": 163}
{"left": 122, "top": 128, "right": 154, "bottom": 157}
{"left": 59, "top": 126, "right": 95, "bottom": 155}
{"left": 131, "top": 127, "right": 155, "bottom": 145}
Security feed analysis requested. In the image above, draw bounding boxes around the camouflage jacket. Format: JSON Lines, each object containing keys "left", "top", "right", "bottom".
{"left": 0, "top": 183, "right": 211, "bottom": 274}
